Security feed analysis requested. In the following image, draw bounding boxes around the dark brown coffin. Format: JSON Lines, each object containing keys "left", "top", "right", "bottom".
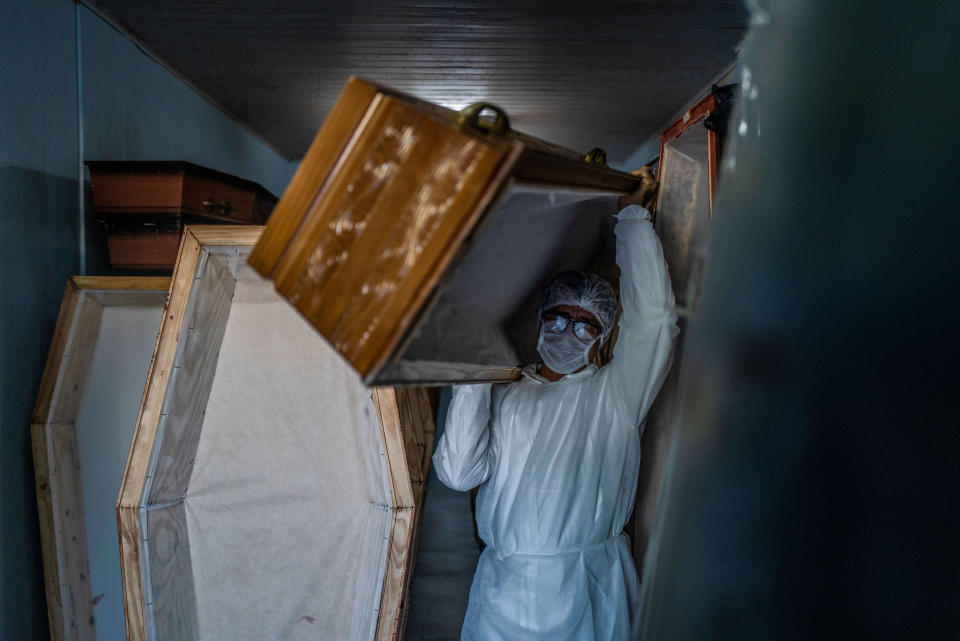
{"left": 249, "top": 77, "right": 644, "bottom": 386}
{"left": 87, "top": 161, "right": 277, "bottom": 273}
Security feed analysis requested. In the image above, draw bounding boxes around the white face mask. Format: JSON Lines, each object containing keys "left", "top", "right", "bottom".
{"left": 537, "top": 326, "right": 596, "bottom": 375}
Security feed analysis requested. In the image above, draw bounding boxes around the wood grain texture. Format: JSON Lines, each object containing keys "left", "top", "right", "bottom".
{"left": 29, "top": 283, "right": 100, "bottom": 641}
{"left": 86, "top": 161, "right": 276, "bottom": 219}
{"left": 188, "top": 225, "right": 264, "bottom": 247}
{"left": 248, "top": 77, "right": 379, "bottom": 274}
{"left": 117, "top": 230, "right": 205, "bottom": 641}
{"left": 31, "top": 277, "right": 171, "bottom": 641}
{"left": 32, "top": 281, "right": 91, "bottom": 425}
{"left": 104, "top": 229, "right": 184, "bottom": 273}
{"left": 118, "top": 230, "right": 204, "bottom": 511}
{"left": 50, "top": 424, "right": 96, "bottom": 641}
{"left": 393, "top": 388, "right": 435, "bottom": 641}
{"left": 116, "top": 493, "right": 146, "bottom": 640}
{"left": 31, "top": 422, "right": 63, "bottom": 641}
{"left": 31, "top": 422, "right": 96, "bottom": 641}
{"left": 80, "top": 3, "right": 747, "bottom": 161}
{"left": 146, "top": 254, "right": 236, "bottom": 505}
{"left": 373, "top": 389, "right": 415, "bottom": 510}
{"left": 375, "top": 508, "right": 414, "bottom": 641}
{"left": 248, "top": 78, "right": 650, "bottom": 385}
{"left": 71, "top": 276, "right": 171, "bottom": 291}
{"left": 372, "top": 387, "right": 436, "bottom": 641}
{"left": 270, "top": 91, "right": 511, "bottom": 379}
{"left": 145, "top": 504, "right": 198, "bottom": 641}
{"left": 116, "top": 227, "right": 260, "bottom": 641}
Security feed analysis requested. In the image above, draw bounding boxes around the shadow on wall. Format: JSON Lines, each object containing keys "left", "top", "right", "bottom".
{"left": 1, "top": 166, "right": 80, "bottom": 640}
{"left": 406, "top": 388, "right": 482, "bottom": 641}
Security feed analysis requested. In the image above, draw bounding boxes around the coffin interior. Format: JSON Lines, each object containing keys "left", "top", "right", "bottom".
{"left": 380, "top": 185, "right": 621, "bottom": 384}
{"left": 75, "top": 297, "right": 165, "bottom": 640}
{"left": 139, "top": 250, "right": 391, "bottom": 641}
{"left": 36, "top": 287, "right": 165, "bottom": 641}
{"left": 656, "top": 121, "right": 711, "bottom": 307}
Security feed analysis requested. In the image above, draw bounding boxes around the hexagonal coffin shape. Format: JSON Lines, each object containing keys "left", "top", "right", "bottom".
{"left": 32, "top": 276, "right": 169, "bottom": 641}
{"left": 117, "top": 227, "right": 431, "bottom": 641}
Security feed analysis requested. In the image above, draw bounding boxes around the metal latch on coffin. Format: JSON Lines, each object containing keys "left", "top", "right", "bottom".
{"left": 458, "top": 102, "right": 511, "bottom": 139}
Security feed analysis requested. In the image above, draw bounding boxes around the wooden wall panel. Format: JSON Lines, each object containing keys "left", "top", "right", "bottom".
{"left": 87, "top": 2, "right": 747, "bottom": 161}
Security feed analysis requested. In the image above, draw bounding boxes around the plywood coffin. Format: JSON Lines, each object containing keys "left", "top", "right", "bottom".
{"left": 249, "top": 77, "right": 648, "bottom": 385}
{"left": 116, "top": 226, "right": 434, "bottom": 641}
{"left": 31, "top": 276, "right": 169, "bottom": 641}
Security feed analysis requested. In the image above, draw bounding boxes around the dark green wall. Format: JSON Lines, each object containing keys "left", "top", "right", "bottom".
{"left": 0, "top": 1, "right": 295, "bottom": 637}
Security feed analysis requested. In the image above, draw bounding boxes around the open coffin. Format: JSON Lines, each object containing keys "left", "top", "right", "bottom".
{"left": 117, "top": 226, "right": 434, "bottom": 641}
{"left": 628, "top": 90, "right": 721, "bottom": 570}
{"left": 31, "top": 276, "right": 169, "bottom": 641}
{"left": 249, "top": 77, "right": 645, "bottom": 385}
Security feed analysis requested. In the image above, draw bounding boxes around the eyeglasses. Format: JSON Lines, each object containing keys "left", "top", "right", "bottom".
{"left": 542, "top": 311, "right": 602, "bottom": 342}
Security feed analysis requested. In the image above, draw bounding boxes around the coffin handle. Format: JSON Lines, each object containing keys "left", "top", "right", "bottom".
{"left": 202, "top": 199, "right": 232, "bottom": 214}
{"left": 583, "top": 148, "right": 608, "bottom": 166}
{"left": 458, "top": 103, "right": 511, "bottom": 139}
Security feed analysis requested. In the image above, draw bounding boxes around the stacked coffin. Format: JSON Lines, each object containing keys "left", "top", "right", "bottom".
{"left": 33, "top": 77, "right": 717, "bottom": 641}
{"left": 87, "top": 161, "right": 277, "bottom": 273}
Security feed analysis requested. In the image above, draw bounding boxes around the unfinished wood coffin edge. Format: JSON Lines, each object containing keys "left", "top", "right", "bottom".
{"left": 248, "top": 77, "right": 641, "bottom": 385}
{"left": 31, "top": 276, "right": 170, "bottom": 641}
{"left": 372, "top": 387, "right": 436, "bottom": 641}
{"left": 115, "top": 227, "right": 245, "bottom": 641}
{"left": 118, "top": 225, "right": 434, "bottom": 641}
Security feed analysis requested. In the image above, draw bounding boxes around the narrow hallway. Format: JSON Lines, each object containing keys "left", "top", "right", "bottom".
{"left": 405, "top": 391, "right": 481, "bottom": 641}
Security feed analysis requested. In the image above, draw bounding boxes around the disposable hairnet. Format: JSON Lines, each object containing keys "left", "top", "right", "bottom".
{"left": 538, "top": 271, "right": 618, "bottom": 340}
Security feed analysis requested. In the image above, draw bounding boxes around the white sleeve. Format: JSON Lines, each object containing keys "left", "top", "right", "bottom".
{"left": 432, "top": 383, "right": 495, "bottom": 491}
{"left": 598, "top": 204, "right": 680, "bottom": 427}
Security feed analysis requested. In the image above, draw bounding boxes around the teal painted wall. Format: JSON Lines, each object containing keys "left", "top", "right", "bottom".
{"left": 1, "top": 2, "right": 295, "bottom": 638}
{"left": 1, "top": 2, "right": 80, "bottom": 638}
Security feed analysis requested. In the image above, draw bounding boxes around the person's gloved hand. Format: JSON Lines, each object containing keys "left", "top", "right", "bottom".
{"left": 617, "top": 166, "right": 658, "bottom": 210}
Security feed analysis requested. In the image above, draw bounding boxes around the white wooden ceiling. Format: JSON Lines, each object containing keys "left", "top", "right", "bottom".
{"left": 89, "top": 1, "right": 747, "bottom": 161}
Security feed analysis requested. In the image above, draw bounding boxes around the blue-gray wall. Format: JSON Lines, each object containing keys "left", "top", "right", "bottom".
{"left": 1, "top": 2, "right": 296, "bottom": 638}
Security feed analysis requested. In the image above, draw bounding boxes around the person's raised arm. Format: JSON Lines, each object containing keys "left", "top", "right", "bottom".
{"left": 432, "top": 383, "right": 495, "bottom": 491}
{"left": 601, "top": 168, "right": 680, "bottom": 426}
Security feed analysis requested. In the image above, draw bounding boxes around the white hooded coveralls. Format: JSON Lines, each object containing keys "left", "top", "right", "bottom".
{"left": 433, "top": 204, "right": 679, "bottom": 641}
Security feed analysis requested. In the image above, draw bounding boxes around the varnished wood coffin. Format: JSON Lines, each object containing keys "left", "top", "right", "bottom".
{"left": 249, "top": 77, "right": 643, "bottom": 386}
{"left": 87, "top": 161, "right": 277, "bottom": 273}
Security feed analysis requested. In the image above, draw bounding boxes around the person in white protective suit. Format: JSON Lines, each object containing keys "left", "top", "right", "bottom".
{"left": 433, "top": 168, "right": 679, "bottom": 641}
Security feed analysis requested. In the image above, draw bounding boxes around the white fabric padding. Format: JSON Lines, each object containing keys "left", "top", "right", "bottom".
{"left": 184, "top": 264, "right": 391, "bottom": 641}
{"left": 433, "top": 208, "right": 679, "bottom": 641}
{"left": 75, "top": 303, "right": 164, "bottom": 641}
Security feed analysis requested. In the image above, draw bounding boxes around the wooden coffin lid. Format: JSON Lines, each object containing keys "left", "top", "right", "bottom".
{"left": 249, "top": 77, "right": 642, "bottom": 383}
